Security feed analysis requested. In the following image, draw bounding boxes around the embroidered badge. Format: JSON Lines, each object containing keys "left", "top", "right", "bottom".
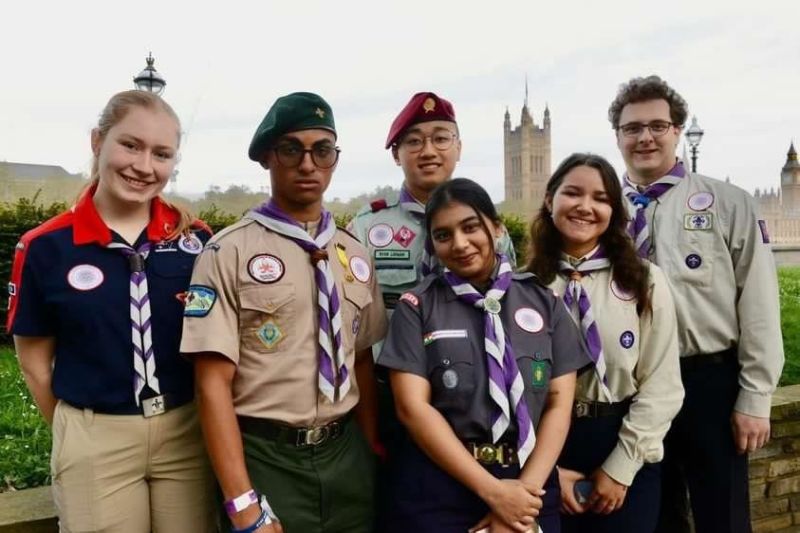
{"left": 368, "top": 224, "right": 394, "bottom": 248}
{"left": 349, "top": 256, "right": 371, "bottom": 283}
{"left": 620, "top": 330, "right": 635, "bottom": 349}
{"left": 687, "top": 191, "right": 714, "bottom": 211}
{"left": 758, "top": 220, "right": 770, "bottom": 243}
{"left": 515, "top": 308, "right": 544, "bottom": 333}
{"left": 442, "top": 368, "right": 458, "bottom": 389}
{"left": 7, "top": 282, "right": 16, "bottom": 296}
{"left": 423, "top": 329, "right": 469, "bottom": 346}
{"left": 531, "top": 359, "right": 548, "bottom": 388}
{"left": 685, "top": 254, "right": 702, "bottom": 269}
{"left": 352, "top": 313, "right": 361, "bottom": 336}
{"left": 154, "top": 241, "right": 177, "bottom": 253}
{"left": 178, "top": 234, "right": 203, "bottom": 254}
{"left": 683, "top": 213, "right": 713, "bottom": 231}
{"left": 67, "top": 264, "right": 104, "bottom": 291}
{"left": 394, "top": 226, "right": 417, "bottom": 248}
{"left": 256, "top": 320, "right": 283, "bottom": 349}
{"left": 610, "top": 280, "right": 635, "bottom": 301}
{"left": 204, "top": 242, "right": 221, "bottom": 252}
{"left": 399, "top": 292, "right": 419, "bottom": 307}
{"left": 183, "top": 285, "right": 217, "bottom": 317}
{"left": 248, "top": 254, "right": 285, "bottom": 284}
{"left": 15, "top": 241, "right": 24, "bottom": 251}
{"left": 374, "top": 249, "right": 411, "bottom": 261}
{"left": 423, "top": 97, "right": 436, "bottom": 113}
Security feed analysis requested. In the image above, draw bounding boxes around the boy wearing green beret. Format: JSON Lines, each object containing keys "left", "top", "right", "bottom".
{"left": 182, "top": 92, "right": 387, "bottom": 533}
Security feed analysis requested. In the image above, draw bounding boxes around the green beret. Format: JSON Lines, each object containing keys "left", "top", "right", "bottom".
{"left": 248, "top": 92, "right": 337, "bottom": 161}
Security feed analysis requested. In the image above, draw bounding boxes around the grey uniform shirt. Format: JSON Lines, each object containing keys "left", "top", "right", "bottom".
{"left": 377, "top": 272, "right": 590, "bottom": 442}
{"left": 628, "top": 171, "right": 784, "bottom": 418}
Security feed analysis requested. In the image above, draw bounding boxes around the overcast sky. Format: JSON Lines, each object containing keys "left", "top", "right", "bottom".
{"left": 2, "top": 1, "right": 798, "bottom": 203}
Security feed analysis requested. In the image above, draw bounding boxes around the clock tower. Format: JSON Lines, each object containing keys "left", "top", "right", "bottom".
{"left": 781, "top": 142, "right": 800, "bottom": 217}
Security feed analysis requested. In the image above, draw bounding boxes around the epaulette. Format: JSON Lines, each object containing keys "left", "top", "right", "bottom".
{"left": 370, "top": 199, "right": 388, "bottom": 212}
{"left": 336, "top": 225, "right": 362, "bottom": 244}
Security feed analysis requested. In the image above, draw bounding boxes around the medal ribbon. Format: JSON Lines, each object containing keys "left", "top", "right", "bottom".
{"left": 248, "top": 201, "right": 349, "bottom": 403}
{"left": 558, "top": 248, "right": 613, "bottom": 402}
{"left": 622, "top": 161, "right": 686, "bottom": 257}
{"left": 443, "top": 254, "right": 535, "bottom": 466}
{"left": 107, "top": 241, "right": 159, "bottom": 405}
{"left": 398, "top": 187, "right": 438, "bottom": 276}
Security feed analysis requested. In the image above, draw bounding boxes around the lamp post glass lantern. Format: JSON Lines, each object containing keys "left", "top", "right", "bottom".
{"left": 133, "top": 53, "right": 166, "bottom": 95}
{"left": 685, "top": 115, "right": 704, "bottom": 173}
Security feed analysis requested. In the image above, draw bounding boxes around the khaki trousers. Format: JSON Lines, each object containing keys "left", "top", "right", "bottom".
{"left": 51, "top": 400, "right": 216, "bottom": 533}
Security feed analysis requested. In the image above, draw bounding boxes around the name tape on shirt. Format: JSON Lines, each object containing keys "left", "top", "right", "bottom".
{"left": 423, "top": 329, "right": 468, "bottom": 346}
{"left": 184, "top": 285, "right": 217, "bottom": 317}
{"left": 374, "top": 249, "right": 411, "bottom": 261}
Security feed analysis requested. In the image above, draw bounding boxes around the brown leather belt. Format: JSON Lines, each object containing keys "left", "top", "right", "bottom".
{"left": 237, "top": 412, "right": 351, "bottom": 447}
{"left": 572, "top": 399, "right": 631, "bottom": 419}
{"left": 680, "top": 349, "right": 736, "bottom": 372}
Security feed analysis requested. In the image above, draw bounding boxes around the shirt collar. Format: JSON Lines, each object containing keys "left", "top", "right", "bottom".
{"left": 72, "top": 183, "right": 179, "bottom": 246}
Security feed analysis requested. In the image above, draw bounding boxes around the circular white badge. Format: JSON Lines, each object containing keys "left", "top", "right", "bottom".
{"left": 178, "top": 234, "right": 203, "bottom": 255}
{"left": 67, "top": 264, "right": 104, "bottom": 291}
{"left": 349, "top": 256, "right": 371, "bottom": 283}
{"left": 514, "top": 308, "right": 544, "bottom": 333}
{"left": 610, "top": 280, "right": 635, "bottom": 301}
{"left": 687, "top": 191, "right": 714, "bottom": 211}
{"left": 368, "top": 224, "right": 394, "bottom": 248}
{"left": 248, "top": 254, "right": 285, "bottom": 284}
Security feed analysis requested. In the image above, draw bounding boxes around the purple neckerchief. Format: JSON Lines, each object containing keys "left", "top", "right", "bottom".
{"left": 623, "top": 161, "right": 686, "bottom": 257}
{"left": 443, "top": 254, "right": 535, "bottom": 466}
{"left": 248, "top": 201, "right": 349, "bottom": 403}
{"left": 398, "top": 187, "right": 438, "bottom": 276}
{"left": 558, "top": 246, "right": 612, "bottom": 402}
{"left": 107, "top": 240, "right": 159, "bottom": 405}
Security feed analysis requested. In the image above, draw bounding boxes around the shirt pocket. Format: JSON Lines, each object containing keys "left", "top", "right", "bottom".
{"left": 375, "top": 265, "right": 418, "bottom": 307}
{"left": 239, "top": 283, "right": 296, "bottom": 354}
{"left": 341, "top": 282, "right": 373, "bottom": 344}
{"left": 149, "top": 253, "right": 195, "bottom": 281}
{"left": 663, "top": 219, "right": 715, "bottom": 287}
{"left": 425, "top": 336, "right": 476, "bottom": 413}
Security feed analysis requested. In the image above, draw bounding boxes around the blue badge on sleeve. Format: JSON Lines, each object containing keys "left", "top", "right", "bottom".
{"left": 184, "top": 285, "right": 217, "bottom": 317}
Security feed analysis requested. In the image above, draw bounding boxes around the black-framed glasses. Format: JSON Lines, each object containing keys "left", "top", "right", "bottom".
{"left": 273, "top": 141, "right": 341, "bottom": 169}
{"left": 398, "top": 130, "right": 458, "bottom": 153}
{"left": 618, "top": 120, "right": 675, "bottom": 138}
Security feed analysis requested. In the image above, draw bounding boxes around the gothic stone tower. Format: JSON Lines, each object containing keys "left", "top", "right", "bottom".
{"left": 781, "top": 142, "right": 800, "bottom": 217}
{"left": 504, "top": 93, "right": 551, "bottom": 209}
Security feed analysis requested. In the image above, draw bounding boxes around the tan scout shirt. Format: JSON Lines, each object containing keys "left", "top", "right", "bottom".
{"left": 180, "top": 218, "right": 388, "bottom": 426}
{"left": 549, "top": 263, "right": 683, "bottom": 485}
{"left": 630, "top": 171, "right": 784, "bottom": 418}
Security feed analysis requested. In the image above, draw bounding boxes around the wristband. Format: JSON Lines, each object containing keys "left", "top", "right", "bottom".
{"left": 230, "top": 509, "right": 269, "bottom": 533}
{"left": 224, "top": 489, "right": 259, "bottom": 517}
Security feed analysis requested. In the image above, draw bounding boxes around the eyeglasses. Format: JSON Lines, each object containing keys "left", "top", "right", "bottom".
{"left": 617, "top": 120, "right": 675, "bottom": 138}
{"left": 398, "top": 130, "right": 458, "bottom": 153}
{"left": 273, "top": 142, "right": 340, "bottom": 169}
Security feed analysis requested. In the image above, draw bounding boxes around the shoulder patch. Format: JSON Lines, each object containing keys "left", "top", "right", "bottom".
{"left": 399, "top": 292, "right": 419, "bottom": 307}
{"left": 370, "top": 199, "right": 388, "bottom": 212}
{"left": 184, "top": 285, "right": 217, "bottom": 317}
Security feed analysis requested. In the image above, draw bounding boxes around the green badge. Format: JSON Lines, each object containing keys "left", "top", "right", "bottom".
{"left": 256, "top": 320, "right": 283, "bottom": 349}
{"left": 683, "top": 213, "right": 713, "bottom": 231}
{"left": 531, "top": 360, "right": 548, "bottom": 388}
{"left": 374, "top": 249, "right": 411, "bottom": 261}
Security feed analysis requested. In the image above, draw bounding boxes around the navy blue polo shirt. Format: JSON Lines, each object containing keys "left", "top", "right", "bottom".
{"left": 8, "top": 188, "right": 211, "bottom": 414}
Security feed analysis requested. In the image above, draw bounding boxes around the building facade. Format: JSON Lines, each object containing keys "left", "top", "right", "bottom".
{"left": 755, "top": 143, "right": 800, "bottom": 244}
{"left": 503, "top": 95, "right": 551, "bottom": 209}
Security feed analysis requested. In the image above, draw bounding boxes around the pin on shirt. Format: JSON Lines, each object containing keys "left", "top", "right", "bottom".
{"left": 394, "top": 226, "right": 416, "bottom": 248}
{"left": 687, "top": 191, "right": 715, "bottom": 211}
{"left": 514, "top": 308, "right": 544, "bottom": 333}
{"left": 620, "top": 330, "right": 635, "bottom": 349}
{"left": 368, "top": 224, "right": 394, "bottom": 248}
{"left": 248, "top": 254, "right": 285, "bottom": 284}
{"left": 67, "top": 264, "right": 104, "bottom": 291}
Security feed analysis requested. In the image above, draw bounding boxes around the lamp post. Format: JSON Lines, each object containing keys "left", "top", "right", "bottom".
{"left": 133, "top": 53, "right": 166, "bottom": 95}
{"left": 685, "top": 115, "right": 704, "bottom": 173}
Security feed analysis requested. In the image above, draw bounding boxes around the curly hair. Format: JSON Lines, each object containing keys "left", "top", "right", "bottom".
{"left": 525, "top": 153, "right": 652, "bottom": 315}
{"left": 608, "top": 75, "right": 689, "bottom": 130}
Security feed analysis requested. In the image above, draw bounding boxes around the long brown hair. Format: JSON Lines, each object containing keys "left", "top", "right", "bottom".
{"left": 526, "top": 153, "right": 652, "bottom": 315}
{"left": 85, "top": 90, "right": 196, "bottom": 238}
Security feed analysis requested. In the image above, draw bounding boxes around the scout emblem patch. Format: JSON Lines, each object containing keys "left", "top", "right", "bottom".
{"left": 183, "top": 285, "right": 217, "bottom": 317}
{"left": 758, "top": 220, "right": 770, "bottom": 243}
{"left": 531, "top": 359, "right": 547, "bottom": 388}
{"left": 374, "top": 249, "right": 411, "bottom": 261}
{"left": 684, "top": 213, "right": 713, "bottom": 231}
{"left": 368, "top": 224, "right": 394, "bottom": 248}
{"left": 423, "top": 329, "right": 468, "bottom": 345}
{"left": 514, "top": 308, "right": 544, "bottom": 333}
{"left": 610, "top": 280, "right": 635, "bottom": 301}
{"left": 687, "top": 191, "right": 714, "bottom": 211}
{"left": 394, "top": 226, "right": 416, "bottom": 248}
{"left": 67, "top": 264, "right": 104, "bottom": 291}
{"left": 442, "top": 369, "right": 458, "bottom": 389}
{"left": 256, "top": 320, "right": 283, "bottom": 349}
{"left": 685, "top": 254, "right": 702, "bottom": 269}
{"left": 178, "top": 234, "right": 203, "bottom": 254}
{"left": 620, "top": 330, "right": 635, "bottom": 349}
{"left": 349, "top": 256, "right": 371, "bottom": 283}
{"left": 248, "top": 254, "right": 285, "bottom": 284}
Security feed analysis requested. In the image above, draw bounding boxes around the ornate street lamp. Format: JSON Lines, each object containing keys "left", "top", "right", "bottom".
{"left": 685, "top": 115, "right": 704, "bottom": 173}
{"left": 133, "top": 53, "right": 166, "bottom": 95}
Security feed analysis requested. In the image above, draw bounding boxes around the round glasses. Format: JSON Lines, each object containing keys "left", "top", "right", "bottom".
{"left": 398, "top": 130, "right": 458, "bottom": 153}
{"left": 617, "top": 120, "right": 675, "bottom": 138}
{"left": 273, "top": 142, "right": 340, "bottom": 169}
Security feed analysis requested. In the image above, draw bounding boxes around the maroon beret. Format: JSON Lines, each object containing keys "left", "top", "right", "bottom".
{"left": 385, "top": 92, "right": 456, "bottom": 149}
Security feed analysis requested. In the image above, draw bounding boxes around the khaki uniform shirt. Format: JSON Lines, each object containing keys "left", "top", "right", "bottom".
{"left": 629, "top": 171, "right": 784, "bottom": 418}
{"left": 180, "top": 217, "right": 388, "bottom": 426}
{"left": 549, "top": 262, "right": 683, "bottom": 485}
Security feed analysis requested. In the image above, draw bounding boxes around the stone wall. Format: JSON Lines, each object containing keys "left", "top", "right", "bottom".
{"left": 750, "top": 385, "right": 800, "bottom": 532}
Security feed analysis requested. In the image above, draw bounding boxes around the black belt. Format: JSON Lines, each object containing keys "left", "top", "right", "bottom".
{"left": 64, "top": 392, "right": 190, "bottom": 417}
{"left": 464, "top": 441, "right": 519, "bottom": 467}
{"left": 680, "top": 348, "right": 736, "bottom": 372}
{"left": 237, "top": 413, "right": 351, "bottom": 447}
{"left": 573, "top": 399, "right": 631, "bottom": 419}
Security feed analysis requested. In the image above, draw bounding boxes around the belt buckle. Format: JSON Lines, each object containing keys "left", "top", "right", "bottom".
{"left": 574, "top": 401, "right": 590, "bottom": 418}
{"left": 142, "top": 395, "right": 166, "bottom": 418}
{"left": 300, "top": 425, "right": 329, "bottom": 446}
{"left": 476, "top": 444, "right": 498, "bottom": 465}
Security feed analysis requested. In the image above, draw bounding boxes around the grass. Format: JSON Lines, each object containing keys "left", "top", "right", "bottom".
{"left": 0, "top": 268, "right": 798, "bottom": 492}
